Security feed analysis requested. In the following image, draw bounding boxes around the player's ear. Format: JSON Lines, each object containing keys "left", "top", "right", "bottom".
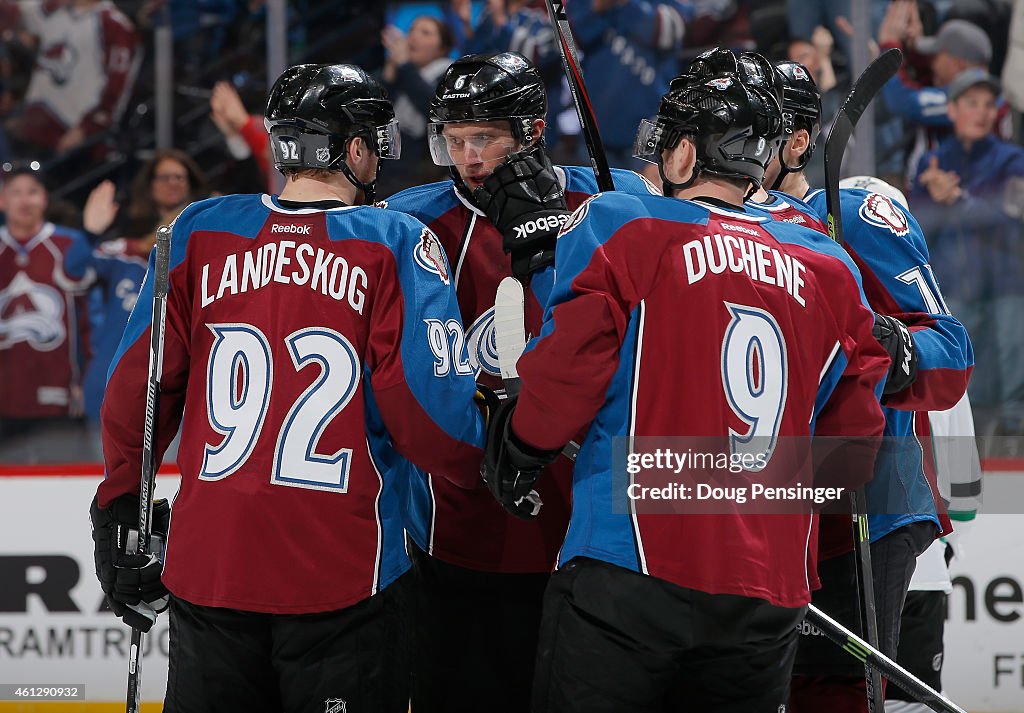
{"left": 528, "top": 119, "right": 545, "bottom": 147}
{"left": 662, "top": 139, "right": 695, "bottom": 186}
{"left": 791, "top": 128, "right": 811, "bottom": 159}
{"left": 346, "top": 136, "right": 368, "bottom": 166}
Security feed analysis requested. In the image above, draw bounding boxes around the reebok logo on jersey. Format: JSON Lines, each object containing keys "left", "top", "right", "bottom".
{"left": 720, "top": 222, "right": 759, "bottom": 237}
{"left": 271, "top": 224, "right": 311, "bottom": 235}
{"left": 782, "top": 215, "right": 806, "bottom": 224}
{"left": 858, "top": 193, "right": 909, "bottom": 237}
{"left": 512, "top": 214, "right": 570, "bottom": 240}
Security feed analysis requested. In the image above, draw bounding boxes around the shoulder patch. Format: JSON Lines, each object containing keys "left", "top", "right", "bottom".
{"left": 414, "top": 228, "right": 450, "bottom": 284}
{"left": 559, "top": 194, "right": 600, "bottom": 237}
{"left": 858, "top": 193, "right": 909, "bottom": 238}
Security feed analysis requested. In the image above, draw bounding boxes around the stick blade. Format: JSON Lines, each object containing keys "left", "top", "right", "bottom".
{"left": 494, "top": 276, "right": 527, "bottom": 385}
{"left": 823, "top": 48, "right": 902, "bottom": 172}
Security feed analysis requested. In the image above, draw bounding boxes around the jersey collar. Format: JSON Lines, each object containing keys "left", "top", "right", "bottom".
{"left": 262, "top": 194, "right": 362, "bottom": 214}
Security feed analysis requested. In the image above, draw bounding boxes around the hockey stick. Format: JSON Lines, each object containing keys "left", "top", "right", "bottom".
{"left": 494, "top": 276, "right": 580, "bottom": 463}
{"left": 822, "top": 47, "right": 902, "bottom": 713}
{"left": 823, "top": 48, "right": 902, "bottom": 246}
{"left": 543, "top": 0, "right": 616, "bottom": 192}
{"left": 125, "top": 224, "right": 172, "bottom": 713}
{"left": 805, "top": 605, "right": 967, "bottom": 713}
{"left": 495, "top": 276, "right": 527, "bottom": 399}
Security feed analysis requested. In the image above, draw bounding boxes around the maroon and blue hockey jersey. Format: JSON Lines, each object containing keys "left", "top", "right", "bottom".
{"left": 752, "top": 187, "right": 973, "bottom": 553}
{"left": 512, "top": 193, "right": 890, "bottom": 607}
{"left": 0, "top": 222, "right": 91, "bottom": 418}
{"left": 98, "top": 194, "right": 485, "bottom": 613}
{"left": 386, "top": 166, "right": 659, "bottom": 573}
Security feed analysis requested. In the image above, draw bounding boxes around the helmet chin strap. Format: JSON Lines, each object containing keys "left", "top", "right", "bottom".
{"left": 340, "top": 161, "right": 377, "bottom": 205}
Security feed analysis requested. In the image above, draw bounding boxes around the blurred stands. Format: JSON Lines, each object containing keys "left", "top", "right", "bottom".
{"left": 0, "top": 0, "right": 1021, "bottom": 461}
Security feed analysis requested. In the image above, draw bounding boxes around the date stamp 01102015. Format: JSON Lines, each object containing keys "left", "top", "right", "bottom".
{"left": 0, "top": 684, "right": 85, "bottom": 700}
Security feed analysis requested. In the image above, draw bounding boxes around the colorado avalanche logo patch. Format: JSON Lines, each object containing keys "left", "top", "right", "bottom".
{"left": 859, "top": 193, "right": 909, "bottom": 237}
{"left": 792, "top": 65, "right": 810, "bottom": 82}
{"left": 706, "top": 77, "right": 733, "bottom": 91}
{"left": 414, "top": 228, "right": 450, "bottom": 284}
{"left": 560, "top": 195, "right": 599, "bottom": 236}
{"left": 465, "top": 307, "right": 500, "bottom": 376}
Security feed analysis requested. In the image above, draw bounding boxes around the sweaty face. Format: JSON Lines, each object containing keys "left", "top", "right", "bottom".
{"left": 1, "top": 174, "right": 47, "bottom": 235}
{"left": 948, "top": 86, "right": 998, "bottom": 143}
{"left": 442, "top": 121, "right": 519, "bottom": 190}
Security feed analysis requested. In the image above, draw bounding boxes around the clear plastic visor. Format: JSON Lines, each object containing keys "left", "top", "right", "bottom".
{"left": 632, "top": 118, "right": 663, "bottom": 164}
{"left": 375, "top": 119, "right": 402, "bottom": 159}
{"left": 427, "top": 123, "right": 520, "bottom": 167}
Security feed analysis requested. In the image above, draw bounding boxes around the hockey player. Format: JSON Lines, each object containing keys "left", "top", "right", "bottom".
{"left": 752, "top": 60, "right": 974, "bottom": 712}
{"left": 384, "top": 51, "right": 659, "bottom": 713}
{"left": 479, "top": 65, "right": 891, "bottom": 712}
{"left": 89, "top": 64, "right": 485, "bottom": 712}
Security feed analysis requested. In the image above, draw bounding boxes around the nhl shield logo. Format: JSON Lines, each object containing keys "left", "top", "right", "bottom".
{"left": 859, "top": 193, "right": 909, "bottom": 237}
{"left": 316, "top": 146, "right": 331, "bottom": 164}
{"left": 325, "top": 699, "right": 346, "bottom": 713}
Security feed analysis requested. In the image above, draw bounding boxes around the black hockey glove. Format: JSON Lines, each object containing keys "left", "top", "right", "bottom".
{"left": 473, "top": 145, "right": 570, "bottom": 280}
{"left": 481, "top": 396, "right": 559, "bottom": 520}
{"left": 872, "top": 313, "right": 919, "bottom": 395}
{"left": 90, "top": 494, "right": 170, "bottom": 632}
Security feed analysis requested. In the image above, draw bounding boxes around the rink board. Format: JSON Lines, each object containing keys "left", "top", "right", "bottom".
{"left": 0, "top": 467, "right": 1021, "bottom": 712}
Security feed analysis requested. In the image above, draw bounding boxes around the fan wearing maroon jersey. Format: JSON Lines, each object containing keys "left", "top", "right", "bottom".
{"left": 384, "top": 51, "right": 658, "bottom": 713}
{"left": 88, "top": 64, "right": 485, "bottom": 713}
{"left": 478, "top": 60, "right": 891, "bottom": 711}
{"left": 747, "top": 60, "right": 973, "bottom": 713}
{"left": 0, "top": 164, "right": 91, "bottom": 448}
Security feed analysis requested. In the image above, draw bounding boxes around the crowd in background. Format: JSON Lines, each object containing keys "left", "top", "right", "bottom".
{"left": 1, "top": 0, "right": 1022, "bottom": 462}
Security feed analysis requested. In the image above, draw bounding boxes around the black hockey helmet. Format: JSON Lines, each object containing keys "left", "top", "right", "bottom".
{"left": 634, "top": 68, "right": 783, "bottom": 193}
{"left": 428, "top": 51, "right": 547, "bottom": 166}
{"left": 676, "top": 47, "right": 784, "bottom": 107}
{"left": 265, "top": 63, "right": 399, "bottom": 201}
{"left": 770, "top": 61, "right": 822, "bottom": 187}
